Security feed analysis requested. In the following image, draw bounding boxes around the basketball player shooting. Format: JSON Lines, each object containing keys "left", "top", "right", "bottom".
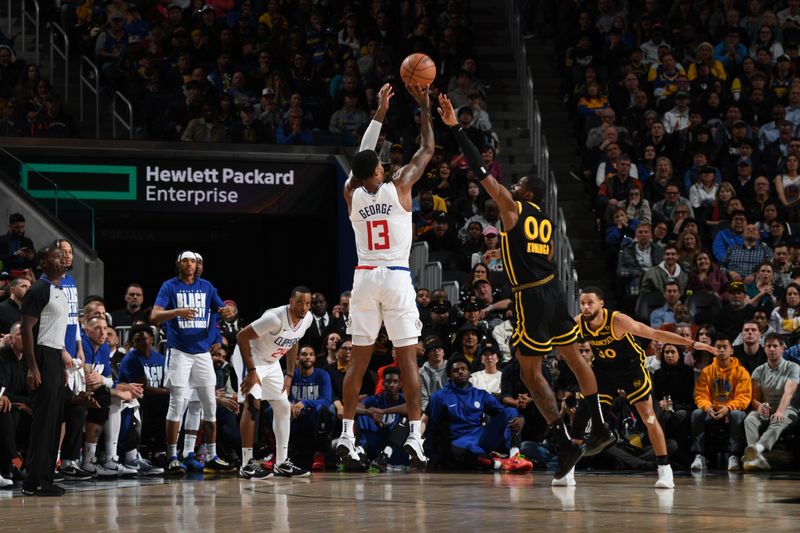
{"left": 336, "top": 82, "right": 434, "bottom": 469}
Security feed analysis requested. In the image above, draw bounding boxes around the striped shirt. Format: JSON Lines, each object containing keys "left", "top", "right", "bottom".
{"left": 21, "top": 277, "right": 70, "bottom": 350}
{"left": 724, "top": 243, "right": 774, "bottom": 277}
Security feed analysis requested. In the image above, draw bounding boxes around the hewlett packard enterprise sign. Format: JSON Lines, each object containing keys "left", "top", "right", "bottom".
{"left": 19, "top": 159, "right": 333, "bottom": 214}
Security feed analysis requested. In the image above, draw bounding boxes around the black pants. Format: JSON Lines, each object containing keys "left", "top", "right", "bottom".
{"left": 61, "top": 392, "right": 87, "bottom": 462}
{"left": 0, "top": 409, "right": 20, "bottom": 476}
{"left": 140, "top": 395, "right": 169, "bottom": 455}
{"left": 25, "top": 346, "right": 65, "bottom": 489}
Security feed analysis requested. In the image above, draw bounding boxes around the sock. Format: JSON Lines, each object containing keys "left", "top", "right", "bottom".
{"left": 755, "top": 443, "right": 765, "bottom": 453}
{"left": 83, "top": 442, "right": 97, "bottom": 464}
{"left": 56, "top": 450, "right": 61, "bottom": 463}
{"left": 125, "top": 449, "right": 138, "bottom": 463}
{"left": 167, "top": 444, "right": 178, "bottom": 459}
{"left": 183, "top": 434, "right": 197, "bottom": 457}
{"left": 382, "top": 446, "right": 393, "bottom": 458}
{"left": 657, "top": 455, "right": 670, "bottom": 466}
{"left": 583, "top": 394, "right": 606, "bottom": 429}
{"left": 409, "top": 420, "right": 422, "bottom": 438}
{"left": 342, "top": 418, "right": 355, "bottom": 438}
{"left": 242, "top": 447, "right": 253, "bottom": 465}
{"left": 207, "top": 443, "right": 217, "bottom": 458}
{"left": 509, "top": 447, "right": 520, "bottom": 458}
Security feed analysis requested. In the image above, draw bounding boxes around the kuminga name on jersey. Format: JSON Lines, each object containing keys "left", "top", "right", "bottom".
{"left": 501, "top": 201, "right": 555, "bottom": 287}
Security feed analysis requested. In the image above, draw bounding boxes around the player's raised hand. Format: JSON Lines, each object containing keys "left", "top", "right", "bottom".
{"left": 693, "top": 341, "right": 718, "bottom": 355}
{"left": 437, "top": 93, "right": 457, "bottom": 126}
{"left": 406, "top": 82, "right": 430, "bottom": 109}
{"left": 377, "top": 82, "right": 394, "bottom": 113}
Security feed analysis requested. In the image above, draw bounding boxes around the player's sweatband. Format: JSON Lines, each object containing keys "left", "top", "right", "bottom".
{"left": 450, "top": 125, "right": 489, "bottom": 179}
{"left": 359, "top": 119, "right": 382, "bottom": 151}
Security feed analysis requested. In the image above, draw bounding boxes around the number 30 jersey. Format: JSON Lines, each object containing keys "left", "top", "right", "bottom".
{"left": 500, "top": 201, "right": 555, "bottom": 287}
{"left": 349, "top": 181, "right": 412, "bottom": 267}
{"left": 579, "top": 309, "right": 647, "bottom": 373}
{"left": 249, "top": 305, "right": 313, "bottom": 365}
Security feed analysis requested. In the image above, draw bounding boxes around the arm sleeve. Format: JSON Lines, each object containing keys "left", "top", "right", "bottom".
{"left": 250, "top": 309, "right": 282, "bottom": 337}
{"left": 450, "top": 126, "right": 489, "bottom": 179}
{"left": 358, "top": 119, "right": 382, "bottom": 151}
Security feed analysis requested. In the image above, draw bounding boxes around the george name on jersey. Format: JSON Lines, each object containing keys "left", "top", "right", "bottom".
{"left": 527, "top": 242, "right": 550, "bottom": 255}
{"left": 358, "top": 203, "right": 392, "bottom": 219}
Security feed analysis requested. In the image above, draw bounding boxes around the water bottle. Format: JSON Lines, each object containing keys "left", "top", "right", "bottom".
{"left": 666, "top": 395, "right": 674, "bottom": 413}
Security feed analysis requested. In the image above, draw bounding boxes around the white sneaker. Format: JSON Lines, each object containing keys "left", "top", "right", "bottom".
{"left": 742, "top": 445, "right": 758, "bottom": 464}
{"left": 104, "top": 458, "right": 138, "bottom": 477}
{"left": 655, "top": 464, "right": 674, "bottom": 489}
{"left": 82, "top": 458, "right": 117, "bottom": 478}
{"left": 403, "top": 434, "right": 428, "bottom": 468}
{"left": 690, "top": 454, "right": 707, "bottom": 471}
{"left": 743, "top": 449, "right": 770, "bottom": 472}
{"left": 551, "top": 466, "right": 576, "bottom": 486}
{"left": 727, "top": 455, "right": 741, "bottom": 471}
{"left": 0, "top": 474, "right": 12, "bottom": 488}
{"left": 336, "top": 435, "right": 365, "bottom": 470}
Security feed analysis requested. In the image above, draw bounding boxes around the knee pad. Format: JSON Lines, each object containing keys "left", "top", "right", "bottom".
{"left": 197, "top": 387, "right": 217, "bottom": 423}
{"left": 352, "top": 334, "right": 376, "bottom": 346}
{"left": 166, "top": 387, "right": 189, "bottom": 422}
{"left": 392, "top": 336, "right": 418, "bottom": 348}
{"left": 269, "top": 397, "right": 291, "bottom": 418}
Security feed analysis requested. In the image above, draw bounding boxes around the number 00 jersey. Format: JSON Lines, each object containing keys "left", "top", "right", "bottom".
{"left": 579, "top": 309, "right": 647, "bottom": 372}
{"left": 349, "top": 181, "right": 412, "bottom": 267}
{"left": 501, "top": 201, "right": 555, "bottom": 287}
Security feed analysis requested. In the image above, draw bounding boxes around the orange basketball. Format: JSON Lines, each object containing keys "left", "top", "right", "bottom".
{"left": 400, "top": 53, "right": 436, "bottom": 87}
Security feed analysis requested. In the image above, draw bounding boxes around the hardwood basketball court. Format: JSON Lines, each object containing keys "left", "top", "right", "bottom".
{"left": 2, "top": 471, "right": 799, "bottom": 531}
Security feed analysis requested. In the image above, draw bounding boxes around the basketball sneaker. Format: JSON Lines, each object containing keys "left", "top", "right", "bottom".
{"left": 742, "top": 445, "right": 770, "bottom": 471}
{"left": 0, "top": 474, "right": 12, "bottom": 488}
{"left": 60, "top": 461, "right": 93, "bottom": 481}
{"left": 204, "top": 456, "right": 236, "bottom": 474}
{"left": 125, "top": 455, "right": 164, "bottom": 476}
{"left": 103, "top": 457, "right": 138, "bottom": 477}
{"left": 500, "top": 453, "right": 533, "bottom": 473}
{"left": 581, "top": 425, "right": 616, "bottom": 457}
{"left": 239, "top": 460, "right": 273, "bottom": 480}
{"left": 655, "top": 464, "right": 674, "bottom": 489}
{"left": 311, "top": 452, "right": 326, "bottom": 472}
{"left": 370, "top": 452, "right": 390, "bottom": 473}
{"left": 554, "top": 441, "right": 584, "bottom": 480}
{"left": 21, "top": 483, "right": 65, "bottom": 496}
{"left": 551, "top": 466, "right": 576, "bottom": 486}
{"left": 336, "top": 435, "right": 366, "bottom": 471}
{"left": 82, "top": 458, "right": 117, "bottom": 478}
{"left": 403, "top": 434, "right": 428, "bottom": 469}
{"left": 273, "top": 460, "right": 310, "bottom": 478}
{"left": 727, "top": 455, "right": 741, "bottom": 471}
{"left": 183, "top": 452, "right": 205, "bottom": 472}
{"left": 166, "top": 456, "right": 187, "bottom": 475}
{"left": 690, "top": 454, "right": 707, "bottom": 471}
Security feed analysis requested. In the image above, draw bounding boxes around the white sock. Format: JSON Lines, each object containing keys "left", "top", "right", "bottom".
{"left": 509, "top": 447, "right": 520, "bottom": 458}
{"left": 83, "top": 442, "right": 97, "bottom": 464}
{"left": 104, "top": 409, "right": 121, "bottom": 463}
{"left": 755, "top": 443, "right": 765, "bottom": 453}
{"left": 409, "top": 420, "right": 422, "bottom": 437}
{"left": 207, "top": 443, "right": 217, "bottom": 458}
{"left": 167, "top": 444, "right": 178, "bottom": 459}
{"left": 383, "top": 446, "right": 393, "bottom": 458}
{"left": 342, "top": 418, "right": 355, "bottom": 438}
{"left": 242, "top": 447, "right": 253, "bottom": 465}
{"left": 183, "top": 434, "right": 197, "bottom": 456}
{"left": 271, "top": 398, "right": 291, "bottom": 465}
{"left": 125, "top": 449, "right": 138, "bottom": 463}
{"left": 57, "top": 450, "right": 61, "bottom": 462}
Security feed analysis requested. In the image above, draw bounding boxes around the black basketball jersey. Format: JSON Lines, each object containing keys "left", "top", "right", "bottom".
{"left": 500, "top": 201, "right": 555, "bottom": 287}
{"left": 579, "top": 309, "right": 647, "bottom": 372}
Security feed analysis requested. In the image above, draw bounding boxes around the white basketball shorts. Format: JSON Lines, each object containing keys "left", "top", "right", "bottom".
{"left": 347, "top": 266, "right": 421, "bottom": 344}
{"left": 164, "top": 347, "right": 215, "bottom": 388}
{"left": 249, "top": 362, "right": 286, "bottom": 401}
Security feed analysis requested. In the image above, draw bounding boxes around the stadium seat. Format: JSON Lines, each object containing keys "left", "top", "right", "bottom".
{"left": 634, "top": 292, "right": 666, "bottom": 324}
{"left": 687, "top": 292, "right": 722, "bottom": 325}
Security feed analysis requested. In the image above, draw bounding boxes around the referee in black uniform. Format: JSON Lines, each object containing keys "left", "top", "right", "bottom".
{"left": 437, "top": 94, "right": 615, "bottom": 480}
{"left": 21, "top": 246, "right": 70, "bottom": 496}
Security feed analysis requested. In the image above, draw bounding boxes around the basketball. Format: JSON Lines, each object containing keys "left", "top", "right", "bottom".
{"left": 400, "top": 53, "right": 436, "bottom": 87}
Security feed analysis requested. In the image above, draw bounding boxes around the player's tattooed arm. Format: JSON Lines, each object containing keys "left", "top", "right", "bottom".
{"left": 612, "top": 312, "right": 719, "bottom": 354}
{"left": 393, "top": 83, "right": 435, "bottom": 193}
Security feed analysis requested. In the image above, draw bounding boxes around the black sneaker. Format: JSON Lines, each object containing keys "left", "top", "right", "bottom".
{"left": 53, "top": 470, "right": 65, "bottom": 483}
{"left": 10, "top": 466, "right": 26, "bottom": 482}
{"left": 554, "top": 441, "right": 584, "bottom": 481}
{"left": 22, "top": 483, "right": 65, "bottom": 496}
{"left": 273, "top": 460, "right": 310, "bottom": 477}
{"left": 61, "top": 463, "right": 93, "bottom": 481}
{"left": 581, "top": 426, "right": 616, "bottom": 457}
{"left": 203, "top": 456, "right": 236, "bottom": 474}
{"left": 370, "top": 452, "right": 390, "bottom": 473}
{"left": 239, "top": 460, "right": 273, "bottom": 480}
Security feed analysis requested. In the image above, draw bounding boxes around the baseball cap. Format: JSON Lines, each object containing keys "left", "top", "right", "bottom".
{"left": 462, "top": 297, "right": 481, "bottom": 312}
{"left": 262, "top": 88, "right": 275, "bottom": 97}
{"left": 732, "top": 120, "right": 747, "bottom": 128}
{"left": 200, "top": 5, "right": 214, "bottom": 13}
{"left": 223, "top": 299, "right": 237, "bottom": 308}
{"left": 483, "top": 225, "right": 499, "bottom": 236}
{"left": 0, "top": 272, "right": 9, "bottom": 281}
{"left": 472, "top": 278, "right": 490, "bottom": 288}
{"left": 390, "top": 143, "right": 403, "bottom": 152}
{"left": 423, "top": 335, "right": 443, "bottom": 352}
{"left": 737, "top": 157, "right": 753, "bottom": 166}
{"left": 431, "top": 210, "right": 448, "bottom": 223}
{"left": 675, "top": 91, "right": 689, "bottom": 98}
{"left": 481, "top": 340, "right": 498, "bottom": 354}
{"left": 699, "top": 165, "right": 715, "bottom": 174}
{"left": 778, "top": 54, "right": 791, "bottom": 62}
{"left": 728, "top": 281, "right": 745, "bottom": 293}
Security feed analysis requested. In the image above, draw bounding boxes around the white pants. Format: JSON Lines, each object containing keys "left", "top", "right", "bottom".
{"left": 250, "top": 362, "right": 286, "bottom": 402}
{"left": 348, "top": 267, "right": 421, "bottom": 344}
{"left": 164, "top": 348, "right": 215, "bottom": 388}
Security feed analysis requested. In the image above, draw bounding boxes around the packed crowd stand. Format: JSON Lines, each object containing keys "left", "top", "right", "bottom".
{"left": 0, "top": 0, "right": 799, "bottom": 491}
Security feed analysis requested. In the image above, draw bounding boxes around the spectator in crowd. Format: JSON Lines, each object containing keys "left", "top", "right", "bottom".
{"left": 769, "top": 282, "right": 800, "bottom": 337}
{"left": 716, "top": 282, "right": 756, "bottom": 339}
{"left": 354, "top": 366, "right": 408, "bottom": 471}
{"left": 733, "top": 321, "right": 767, "bottom": 375}
{"left": 329, "top": 92, "right": 369, "bottom": 146}
{"left": 302, "top": 292, "right": 332, "bottom": 349}
{"left": 276, "top": 107, "right": 314, "bottom": 145}
{"left": 641, "top": 245, "right": 688, "bottom": 296}
{"left": 289, "top": 345, "right": 332, "bottom": 472}
{"left": 724, "top": 224, "right": 774, "bottom": 281}
{"left": 109, "top": 283, "right": 148, "bottom": 328}
{"left": 745, "top": 262, "right": 780, "bottom": 312}
{"left": 0, "top": 322, "right": 30, "bottom": 485}
{"left": 181, "top": 104, "right": 228, "bottom": 142}
{"left": 0, "top": 213, "right": 35, "bottom": 273}
{"left": 470, "top": 225, "right": 503, "bottom": 272}
{"left": 650, "top": 281, "right": 682, "bottom": 329}
{"left": 618, "top": 223, "right": 664, "bottom": 302}
{"left": 468, "top": 339, "right": 502, "bottom": 395}
{"left": 618, "top": 186, "right": 652, "bottom": 225}
{"left": 742, "top": 333, "right": 800, "bottom": 471}
{"left": 652, "top": 342, "right": 694, "bottom": 458}
{"left": 712, "top": 210, "right": 748, "bottom": 264}
{"left": 0, "top": 277, "right": 30, "bottom": 334}
{"left": 690, "top": 336, "right": 752, "bottom": 472}
{"left": 327, "top": 337, "right": 375, "bottom": 419}
{"left": 419, "top": 335, "right": 447, "bottom": 412}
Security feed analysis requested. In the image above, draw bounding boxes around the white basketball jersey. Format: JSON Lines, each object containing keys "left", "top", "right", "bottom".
{"left": 349, "top": 181, "right": 412, "bottom": 267}
{"left": 249, "top": 305, "right": 313, "bottom": 365}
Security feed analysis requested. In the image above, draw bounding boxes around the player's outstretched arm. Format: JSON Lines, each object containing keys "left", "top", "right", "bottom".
{"left": 393, "top": 83, "right": 435, "bottom": 194}
{"left": 438, "top": 93, "right": 518, "bottom": 229}
{"left": 611, "top": 312, "right": 719, "bottom": 354}
{"left": 344, "top": 83, "right": 394, "bottom": 197}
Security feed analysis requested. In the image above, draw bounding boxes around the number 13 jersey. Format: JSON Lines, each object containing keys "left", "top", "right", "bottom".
{"left": 349, "top": 181, "right": 412, "bottom": 267}
{"left": 501, "top": 201, "right": 555, "bottom": 286}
